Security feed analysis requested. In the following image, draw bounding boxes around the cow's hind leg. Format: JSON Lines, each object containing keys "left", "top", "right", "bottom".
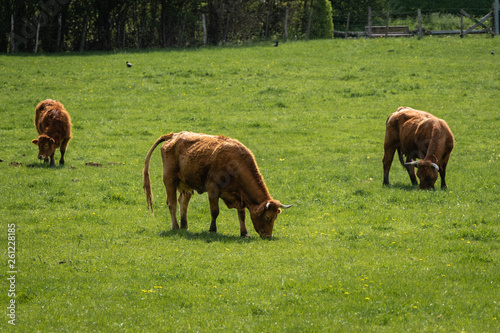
{"left": 238, "top": 209, "right": 250, "bottom": 237}
{"left": 382, "top": 147, "right": 396, "bottom": 186}
{"left": 59, "top": 138, "right": 69, "bottom": 165}
{"left": 163, "top": 178, "right": 180, "bottom": 230}
{"left": 178, "top": 191, "right": 192, "bottom": 229}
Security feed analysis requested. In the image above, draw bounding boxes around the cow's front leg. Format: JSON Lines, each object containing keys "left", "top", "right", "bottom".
{"left": 49, "top": 152, "right": 56, "bottom": 167}
{"left": 207, "top": 188, "right": 220, "bottom": 233}
{"left": 178, "top": 191, "right": 192, "bottom": 229}
{"left": 440, "top": 162, "right": 448, "bottom": 189}
{"left": 405, "top": 157, "right": 418, "bottom": 186}
{"left": 208, "top": 200, "right": 219, "bottom": 233}
{"left": 238, "top": 209, "right": 250, "bottom": 237}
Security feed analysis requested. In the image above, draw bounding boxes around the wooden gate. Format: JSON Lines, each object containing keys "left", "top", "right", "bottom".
{"left": 460, "top": 9, "right": 495, "bottom": 37}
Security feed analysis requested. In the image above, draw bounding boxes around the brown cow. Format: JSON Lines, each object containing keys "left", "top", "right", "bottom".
{"left": 382, "top": 107, "right": 454, "bottom": 189}
{"left": 143, "top": 132, "right": 291, "bottom": 238}
{"left": 32, "top": 99, "right": 72, "bottom": 167}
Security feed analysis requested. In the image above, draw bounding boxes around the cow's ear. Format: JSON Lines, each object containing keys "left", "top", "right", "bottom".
{"left": 32, "top": 139, "right": 38, "bottom": 145}
{"left": 265, "top": 201, "right": 280, "bottom": 212}
{"left": 49, "top": 138, "right": 55, "bottom": 144}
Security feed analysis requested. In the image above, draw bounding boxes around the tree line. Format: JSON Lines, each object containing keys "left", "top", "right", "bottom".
{"left": 0, "top": 0, "right": 494, "bottom": 53}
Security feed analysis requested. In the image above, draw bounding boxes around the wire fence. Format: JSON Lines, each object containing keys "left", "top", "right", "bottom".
{"left": 333, "top": 6, "right": 498, "bottom": 38}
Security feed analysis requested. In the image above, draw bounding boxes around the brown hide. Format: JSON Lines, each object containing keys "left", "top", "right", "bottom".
{"left": 143, "top": 132, "right": 290, "bottom": 237}
{"left": 32, "top": 99, "right": 72, "bottom": 166}
{"left": 382, "top": 107, "right": 454, "bottom": 189}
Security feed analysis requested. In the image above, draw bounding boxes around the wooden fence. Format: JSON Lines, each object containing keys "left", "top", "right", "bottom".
{"left": 336, "top": 7, "right": 498, "bottom": 39}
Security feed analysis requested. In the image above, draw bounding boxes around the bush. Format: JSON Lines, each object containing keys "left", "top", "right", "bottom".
{"left": 309, "top": 0, "right": 334, "bottom": 39}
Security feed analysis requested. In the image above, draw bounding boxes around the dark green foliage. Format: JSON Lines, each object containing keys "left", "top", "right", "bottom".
{"left": 309, "top": 0, "right": 334, "bottom": 39}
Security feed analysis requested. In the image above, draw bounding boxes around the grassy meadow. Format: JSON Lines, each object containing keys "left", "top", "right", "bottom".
{"left": 1, "top": 36, "right": 499, "bottom": 332}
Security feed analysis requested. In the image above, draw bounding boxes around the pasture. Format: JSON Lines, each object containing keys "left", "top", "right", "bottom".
{"left": 1, "top": 36, "right": 499, "bottom": 331}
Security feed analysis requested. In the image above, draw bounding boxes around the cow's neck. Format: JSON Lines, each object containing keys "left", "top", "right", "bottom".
{"left": 43, "top": 126, "right": 64, "bottom": 142}
{"left": 424, "top": 124, "right": 443, "bottom": 163}
{"left": 239, "top": 166, "right": 271, "bottom": 207}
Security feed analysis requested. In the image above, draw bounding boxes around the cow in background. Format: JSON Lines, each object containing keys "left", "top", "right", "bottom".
{"left": 382, "top": 107, "right": 454, "bottom": 190}
{"left": 32, "top": 99, "right": 72, "bottom": 167}
{"left": 143, "top": 132, "right": 291, "bottom": 238}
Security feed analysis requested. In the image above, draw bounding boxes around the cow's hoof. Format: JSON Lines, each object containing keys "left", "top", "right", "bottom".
{"left": 241, "top": 233, "right": 251, "bottom": 238}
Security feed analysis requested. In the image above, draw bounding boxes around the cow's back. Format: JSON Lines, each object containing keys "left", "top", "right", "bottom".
{"left": 388, "top": 107, "right": 453, "bottom": 158}
{"left": 162, "top": 132, "right": 249, "bottom": 192}
{"left": 35, "top": 100, "right": 72, "bottom": 139}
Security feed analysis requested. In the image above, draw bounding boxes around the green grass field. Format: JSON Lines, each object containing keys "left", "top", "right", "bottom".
{"left": 1, "top": 36, "right": 499, "bottom": 332}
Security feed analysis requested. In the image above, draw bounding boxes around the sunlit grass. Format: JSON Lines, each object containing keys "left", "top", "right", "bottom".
{"left": 0, "top": 36, "right": 499, "bottom": 331}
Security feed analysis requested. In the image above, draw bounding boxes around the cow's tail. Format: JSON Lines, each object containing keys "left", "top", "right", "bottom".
{"left": 397, "top": 147, "right": 406, "bottom": 168}
{"left": 143, "top": 133, "right": 173, "bottom": 214}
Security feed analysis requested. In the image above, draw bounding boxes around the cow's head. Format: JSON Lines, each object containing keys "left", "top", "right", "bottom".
{"left": 32, "top": 134, "right": 56, "bottom": 160}
{"left": 250, "top": 200, "right": 292, "bottom": 238}
{"left": 406, "top": 160, "right": 439, "bottom": 190}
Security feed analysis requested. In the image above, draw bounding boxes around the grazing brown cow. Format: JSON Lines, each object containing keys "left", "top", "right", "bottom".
{"left": 32, "top": 99, "right": 72, "bottom": 167}
{"left": 143, "top": 132, "right": 291, "bottom": 238}
{"left": 382, "top": 107, "right": 454, "bottom": 190}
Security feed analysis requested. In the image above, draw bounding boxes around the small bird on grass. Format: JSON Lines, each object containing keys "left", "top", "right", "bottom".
{"left": 274, "top": 41, "right": 279, "bottom": 47}
{"left": 491, "top": 50, "right": 494, "bottom": 55}
{"left": 126, "top": 61, "right": 133, "bottom": 67}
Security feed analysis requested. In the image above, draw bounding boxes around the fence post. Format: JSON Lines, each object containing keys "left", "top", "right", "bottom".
{"left": 284, "top": 7, "right": 289, "bottom": 42}
{"left": 223, "top": 12, "right": 230, "bottom": 45}
{"left": 367, "top": 7, "right": 372, "bottom": 37}
{"left": 345, "top": 12, "right": 350, "bottom": 38}
{"left": 460, "top": 13, "right": 464, "bottom": 37}
{"left": 385, "top": 10, "right": 390, "bottom": 38}
{"left": 57, "top": 13, "right": 62, "bottom": 50}
{"left": 80, "top": 15, "right": 88, "bottom": 52}
{"left": 34, "top": 18, "right": 40, "bottom": 53}
{"left": 265, "top": 11, "right": 270, "bottom": 39}
{"left": 306, "top": 7, "right": 313, "bottom": 41}
{"left": 418, "top": 9, "right": 422, "bottom": 39}
{"left": 202, "top": 14, "right": 207, "bottom": 46}
{"left": 10, "top": 15, "right": 14, "bottom": 53}
{"left": 495, "top": 0, "right": 499, "bottom": 35}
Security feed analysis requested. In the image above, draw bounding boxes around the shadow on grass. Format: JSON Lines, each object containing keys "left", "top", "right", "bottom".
{"left": 384, "top": 183, "right": 448, "bottom": 191}
{"left": 25, "top": 162, "right": 65, "bottom": 169}
{"left": 158, "top": 229, "right": 276, "bottom": 243}
{"left": 384, "top": 183, "right": 418, "bottom": 191}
